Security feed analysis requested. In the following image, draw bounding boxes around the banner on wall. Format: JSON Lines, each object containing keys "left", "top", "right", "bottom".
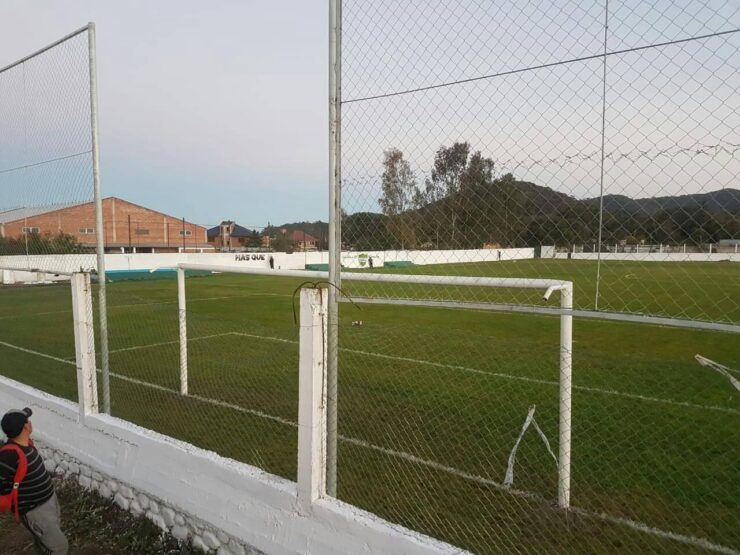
{"left": 341, "top": 252, "right": 385, "bottom": 269}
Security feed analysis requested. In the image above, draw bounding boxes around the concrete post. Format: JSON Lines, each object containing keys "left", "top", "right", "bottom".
{"left": 558, "top": 283, "right": 573, "bottom": 509}
{"left": 70, "top": 273, "right": 99, "bottom": 419}
{"left": 177, "top": 267, "right": 188, "bottom": 395}
{"left": 297, "top": 287, "right": 328, "bottom": 513}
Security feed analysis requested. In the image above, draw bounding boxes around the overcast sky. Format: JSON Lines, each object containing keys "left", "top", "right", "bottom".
{"left": 0, "top": 0, "right": 327, "bottom": 228}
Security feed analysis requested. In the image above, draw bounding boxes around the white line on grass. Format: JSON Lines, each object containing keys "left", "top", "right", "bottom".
{"left": 60, "top": 333, "right": 237, "bottom": 361}
{"left": 108, "top": 333, "right": 234, "bottom": 355}
{"left": 0, "top": 341, "right": 73, "bottom": 364}
{"left": 27, "top": 327, "right": 735, "bottom": 415}
{"left": 0, "top": 338, "right": 736, "bottom": 554}
{"left": 568, "top": 507, "right": 739, "bottom": 555}
{"left": 0, "top": 339, "right": 295, "bottom": 428}
{"left": 228, "top": 332, "right": 738, "bottom": 415}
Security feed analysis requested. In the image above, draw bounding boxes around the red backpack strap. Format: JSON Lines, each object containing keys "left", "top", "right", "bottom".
{"left": 0, "top": 444, "right": 28, "bottom": 521}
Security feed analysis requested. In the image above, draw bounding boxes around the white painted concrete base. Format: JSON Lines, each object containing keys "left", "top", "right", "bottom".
{"left": 0, "top": 376, "right": 465, "bottom": 555}
{"left": 38, "top": 441, "right": 262, "bottom": 555}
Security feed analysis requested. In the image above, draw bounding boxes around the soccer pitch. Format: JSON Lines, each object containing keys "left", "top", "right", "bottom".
{"left": 0, "top": 260, "right": 738, "bottom": 554}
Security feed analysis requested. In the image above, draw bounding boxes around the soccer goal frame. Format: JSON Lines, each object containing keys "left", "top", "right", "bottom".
{"left": 174, "top": 263, "right": 574, "bottom": 509}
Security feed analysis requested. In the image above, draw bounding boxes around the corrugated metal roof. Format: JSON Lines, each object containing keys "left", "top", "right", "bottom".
{"left": 0, "top": 201, "right": 88, "bottom": 224}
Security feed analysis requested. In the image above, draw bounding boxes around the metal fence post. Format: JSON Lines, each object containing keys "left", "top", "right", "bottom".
{"left": 70, "top": 272, "right": 99, "bottom": 419}
{"left": 297, "top": 287, "right": 328, "bottom": 513}
{"left": 177, "top": 267, "right": 188, "bottom": 395}
{"left": 326, "top": 0, "right": 342, "bottom": 497}
{"left": 558, "top": 283, "right": 574, "bottom": 509}
{"left": 88, "top": 21, "right": 111, "bottom": 415}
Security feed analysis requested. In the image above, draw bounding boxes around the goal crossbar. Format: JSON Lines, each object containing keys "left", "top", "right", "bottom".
{"left": 175, "top": 262, "right": 574, "bottom": 508}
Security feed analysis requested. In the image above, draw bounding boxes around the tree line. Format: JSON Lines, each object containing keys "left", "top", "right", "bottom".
{"left": 342, "top": 142, "right": 739, "bottom": 251}
{"left": 0, "top": 232, "right": 86, "bottom": 256}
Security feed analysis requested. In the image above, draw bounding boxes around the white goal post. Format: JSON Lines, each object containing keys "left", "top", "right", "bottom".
{"left": 174, "top": 263, "right": 574, "bottom": 508}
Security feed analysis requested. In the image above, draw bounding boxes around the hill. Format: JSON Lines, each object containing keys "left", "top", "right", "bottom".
{"left": 268, "top": 183, "right": 738, "bottom": 251}
{"left": 586, "top": 189, "right": 740, "bottom": 216}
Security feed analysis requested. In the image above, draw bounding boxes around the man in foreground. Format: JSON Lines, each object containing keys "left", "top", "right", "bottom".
{"left": 0, "top": 408, "right": 68, "bottom": 554}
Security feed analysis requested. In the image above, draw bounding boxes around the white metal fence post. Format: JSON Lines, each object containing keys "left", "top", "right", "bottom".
{"left": 177, "top": 267, "right": 188, "bottom": 395}
{"left": 326, "top": 0, "right": 342, "bottom": 498}
{"left": 87, "top": 21, "right": 111, "bottom": 415}
{"left": 70, "top": 272, "right": 99, "bottom": 419}
{"left": 297, "top": 287, "right": 328, "bottom": 513}
{"left": 558, "top": 283, "right": 574, "bottom": 509}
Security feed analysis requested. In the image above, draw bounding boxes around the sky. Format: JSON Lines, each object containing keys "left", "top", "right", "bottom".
{"left": 1, "top": 1, "right": 737, "bottom": 228}
{"left": 0, "top": 0, "right": 328, "bottom": 228}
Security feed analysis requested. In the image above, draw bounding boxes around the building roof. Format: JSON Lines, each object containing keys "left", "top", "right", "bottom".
{"left": 0, "top": 201, "right": 87, "bottom": 224}
{"left": 291, "top": 230, "right": 317, "bottom": 243}
{"left": 0, "top": 198, "right": 206, "bottom": 231}
{"left": 207, "top": 221, "right": 254, "bottom": 239}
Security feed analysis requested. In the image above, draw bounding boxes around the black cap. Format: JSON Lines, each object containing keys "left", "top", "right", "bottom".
{"left": 1, "top": 408, "right": 32, "bottom": 439}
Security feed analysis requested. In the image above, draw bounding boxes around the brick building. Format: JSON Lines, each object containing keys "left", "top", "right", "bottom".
{"left": 0, "top": 197, "right": 210, "bottom": 253}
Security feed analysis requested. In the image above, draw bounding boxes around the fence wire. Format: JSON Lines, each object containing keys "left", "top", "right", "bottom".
{"left": 335, "top": 310, "right": 740, "bottom": 553}
{"left": 338, "top": 1, "right": 739, "bottom": 553}
{"left": 0, "top": 27, "right": 101, "bottom": 409}
{"left": 0, "top": 27, "right": 98, "bottom": 276}
{"left": 340, "top": 0, "right": 739, "bottom": 325}
{"left": 104, "top": 271, "right": 303, "bottom": 480}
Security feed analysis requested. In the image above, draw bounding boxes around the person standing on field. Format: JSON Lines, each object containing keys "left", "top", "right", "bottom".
{"left": 0, "top": 408, "right": 68, "bottom": 555}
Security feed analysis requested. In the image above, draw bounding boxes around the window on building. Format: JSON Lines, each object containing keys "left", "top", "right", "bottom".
{"left": 79, "top": 227, "right": 95, "bottom": 234}
{"left": 22, "top": 227, "right": 40, "bottom": 234}
{"left": 179, "top": 230, "right": 193, "bottom": 236}
{"left": 135, "top": 229, "right": 150, "bottom": 235}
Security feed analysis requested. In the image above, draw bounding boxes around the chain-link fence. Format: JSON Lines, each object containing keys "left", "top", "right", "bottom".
{"left": 337, "top": 1, "right": 739, "bottom": 553}
{"left": 0, "top": 25, "right": 107, "bottom": 407}
{"left": 0, "top": 25, "right": 101, "bottom": 276}
{"left": 2, "top": 8, "right": 738, "bottom": 555}
{"left": 102, "top": 270, "right": 304, "bottom": 480}
{"left": 340, "top": 0, "right": 739, "bottom": 324}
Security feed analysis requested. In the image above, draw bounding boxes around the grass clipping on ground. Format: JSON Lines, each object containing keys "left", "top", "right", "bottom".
{"left": 0, "top": 477, "right": 193, "bottom": 554}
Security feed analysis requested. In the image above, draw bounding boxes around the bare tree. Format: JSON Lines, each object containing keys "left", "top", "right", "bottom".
{"left": 379, "top": 148, "right": 418, "bottom": 248}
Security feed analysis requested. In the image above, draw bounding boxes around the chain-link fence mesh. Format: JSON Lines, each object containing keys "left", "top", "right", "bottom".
{"left": 335, "top": 298, "right": 737, "bottom": 553}
{"left": 340, "top": 0, "right": 739, "bottom": 324}
{"left": 102, "top": 271, "right": 304, "bottom": 480}
{"left": 0, "top": 27, "right": 100, "bottom": 405}
{"left": 2, "top": 9, "right": 738, "bottom": 555}
{"left": 0, "top": 27, "right": 97, "bottom": 275}
{"left": 338, "top": 1, "right": 739, "bottom": 553}
{"left": 0, "top": 281, "right": 79, "bottom": 402}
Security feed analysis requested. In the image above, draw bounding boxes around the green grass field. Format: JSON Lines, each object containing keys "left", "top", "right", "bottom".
{"left": 0, "top": 259, "right": 738, "bottom": 554}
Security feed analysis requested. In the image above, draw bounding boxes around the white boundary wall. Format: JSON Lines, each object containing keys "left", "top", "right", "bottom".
{"left": 553, "top": 252, "right": 740, "bottom": 262}
{"left": 3, "top": 248, "right": 736, "bottom": 284}
{"left": 0, "top": 376, "right": 461, "bottom": 555}
{"left": 1, "top": 247, "right": 535, "bottom": 282}
{"left": 341, "top": 247, "right": 534, "bottom": 268}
